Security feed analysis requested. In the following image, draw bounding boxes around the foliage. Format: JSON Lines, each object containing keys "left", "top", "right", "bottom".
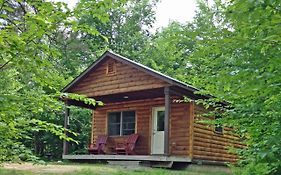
{"left": 188, "top": 1, "right": 281, "bottom": 174}
{"left": 141, "top": 22, "right": 196, "bottom": 82}
{"left": 1, "top": 1, "right": 279, "bottom": 174}
{"left": 61, "top": 93, "right": 104, "bottom": 107}
{"left": 50, "top": 0, "right": 158, "bottom": 80}
{"left": 231, "top": 162, "right": 271, "bottom": 175}
{"left": 0, "top": 0, "right": 112, "bottom": 162}
{"left": 66, "top": 107, "right": 92, "bottom": 155}
{"left": 51, "top": 0, "right": 128, "bottom": 78}
{"left": 76, "top": 0, "right": 158, "bottom": 62}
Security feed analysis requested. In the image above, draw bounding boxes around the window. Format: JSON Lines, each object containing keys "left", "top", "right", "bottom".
{"left": 108, "top": 111, "right": 135, "bottom": 136}
{"left": 108, "top": 112, "right": 121, "bottom": 136}
{"left": 156, "top": 111, "right": 165, "bottom": 131}
{"left": 214, "top": 116, "right": 223, "bottom": 134}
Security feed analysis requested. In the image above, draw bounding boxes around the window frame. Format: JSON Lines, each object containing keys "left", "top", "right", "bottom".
{"left": 107, "top": 110, "right": 136, "bottom": 136}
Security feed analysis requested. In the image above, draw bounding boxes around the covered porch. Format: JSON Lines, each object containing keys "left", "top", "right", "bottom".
{"left": 61, "top": 86, "right": 196, "bottom": 165}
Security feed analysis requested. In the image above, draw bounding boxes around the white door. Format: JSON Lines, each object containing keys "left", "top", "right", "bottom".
{"left": 151, "top": 107, "right": 165, "bottom": 155}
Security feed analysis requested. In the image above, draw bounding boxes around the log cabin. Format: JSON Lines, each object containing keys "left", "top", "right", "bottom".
{"left": 61, "top": 51, "right": 243, "bottom": 166}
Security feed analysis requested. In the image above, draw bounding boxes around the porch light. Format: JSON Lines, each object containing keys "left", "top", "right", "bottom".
{"left": 123, "top": 96, "right": 129, "bottom": 99}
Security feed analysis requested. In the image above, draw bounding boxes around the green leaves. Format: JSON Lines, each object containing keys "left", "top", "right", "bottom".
{"left": 188, "top": 1, "right": 281, "bottom": 174}
{"left": 0, "top": 0, "right": 114, "bottom": 162}
{"left": 30, "top": 119, "right": 78, "bottom": 144}
{"left": 141, "top": 22, "right": 195, "bottom": 83}
{"left": 60, "top": 93, "right": 104, "bottom": 107}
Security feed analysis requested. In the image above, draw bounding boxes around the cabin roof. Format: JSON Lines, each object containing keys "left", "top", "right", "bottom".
{"left": 62, "top": 51, "right": 201, "bottom": 96}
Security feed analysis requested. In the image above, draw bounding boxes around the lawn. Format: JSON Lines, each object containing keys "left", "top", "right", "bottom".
{"left": 0, "top": 162, "right": 231, "bottom": 175}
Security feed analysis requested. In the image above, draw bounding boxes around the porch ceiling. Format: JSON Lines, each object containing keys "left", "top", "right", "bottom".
{"left": 63, "top": 85, "right": 206, "bottom": 110}
{"left": 92, "top": 87, "right": 165, "bottom": 103}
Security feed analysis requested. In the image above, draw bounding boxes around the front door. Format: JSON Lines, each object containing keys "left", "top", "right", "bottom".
{"left": 151, "top": 107, "right": 165, "bottom": 154}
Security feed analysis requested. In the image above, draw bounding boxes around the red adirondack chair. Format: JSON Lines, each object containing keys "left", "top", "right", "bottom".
{"left": 115, "top": 134, "right": 139, "bottom": 155}
{"left": 88, "top": 135, "right": 108, "bottom": 154}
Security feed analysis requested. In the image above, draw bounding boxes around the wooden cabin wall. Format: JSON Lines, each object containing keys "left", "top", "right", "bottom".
{"left": 192, "top": 104, "right": 243, "bottom": 163}
{"left": 170, "top": 102, "right": 190, "bottom": 156}
{"left": 92, "top": 97, "right": 191, "bottom": 156}
{"left": 69, "top": 57, "right": 169, "bottom": 97}
{"left": 92, "top": 98, "right": 244, "bottom": 162}
{"left": 93, "top": 98, "right": 164, "bottom": 155}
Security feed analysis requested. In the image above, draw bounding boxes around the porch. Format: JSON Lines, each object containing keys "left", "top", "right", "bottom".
{"left": 61, "top": 86, "right": 197, "bottom": 163}
{"left": 62, "top": 154, "right": 191, "bottom": 162}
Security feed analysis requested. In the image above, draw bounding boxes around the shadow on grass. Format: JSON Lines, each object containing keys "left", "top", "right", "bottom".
{"left": 0, "top": 163, "right": 232, "bottom": 175}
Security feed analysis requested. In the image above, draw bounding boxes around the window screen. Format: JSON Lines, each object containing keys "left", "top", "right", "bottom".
{"left": 108, "top": 111, "right": 135, "bottom": 136}
{"left": 122, "top": 111, "right": 135, "bottom": 135}
{"left": 108, "top": 112, "right": 121, "bottom": 136}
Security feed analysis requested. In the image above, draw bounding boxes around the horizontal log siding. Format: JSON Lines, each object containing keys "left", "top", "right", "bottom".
{"left": 192, "top": 105, "right": 242, "bottom": 163}
{"left": 93, "top": 98, "right": 164, "bottom": 155}
{"left": 170, "top": 102, "right": 190, "bottom": 156}
{"left": 92, "top": 98, "right": 190, "bottom": 156}
{"left": 70, "top": 58, "right": 168, "bottom": 96}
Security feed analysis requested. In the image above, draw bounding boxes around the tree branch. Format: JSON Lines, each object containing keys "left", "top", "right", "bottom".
{"left": 0, "top": 60, "right": 11, "bottom": 70}
{"left": 5, "top": 17, "right": 24, "bottom": 33}
{"left": 18, "top": 1, "right": 27, "bottom": 15}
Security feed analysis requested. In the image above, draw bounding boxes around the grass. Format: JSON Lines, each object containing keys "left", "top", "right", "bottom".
{"left": 0, "top": 163, "right": 232, "bottom": 175}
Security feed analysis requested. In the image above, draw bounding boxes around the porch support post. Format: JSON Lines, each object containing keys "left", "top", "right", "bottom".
{"left": 63, "top": 101, "right": 70, "bottom": 155}
{"left": 164, "top": 86, "right": 171, "bottom": 156}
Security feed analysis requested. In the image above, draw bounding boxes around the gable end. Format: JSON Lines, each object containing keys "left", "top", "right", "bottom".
{"left": 62, "top": 51, "right": 202, "bottom": 99}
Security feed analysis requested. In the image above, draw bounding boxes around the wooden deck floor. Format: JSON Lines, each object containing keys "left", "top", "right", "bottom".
{"left": 63, "top": 154, "right": 192, "bottom": 162}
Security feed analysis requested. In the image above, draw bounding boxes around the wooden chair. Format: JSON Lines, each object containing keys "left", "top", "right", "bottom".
{"left": 115, "top": 134, "right": 139, "bottom": 155}
{"left": 88, "top": 135, "right": 108, "bottom": 154}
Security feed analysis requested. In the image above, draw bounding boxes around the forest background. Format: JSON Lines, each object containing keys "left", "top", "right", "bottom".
{"left": 0, "top": 0, "right": 280, "bottom": 175}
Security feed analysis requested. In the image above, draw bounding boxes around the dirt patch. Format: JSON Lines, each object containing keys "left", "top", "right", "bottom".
{"left": 2, "top": 163, "right": 81, "bottom": 174}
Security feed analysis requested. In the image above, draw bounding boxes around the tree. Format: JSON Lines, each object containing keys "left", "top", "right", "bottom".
{"left": 188, "top": 1, "right": 281, "bottom": 174}
{"left": 0, "top": 0, "right": 112, "bottom": 162}
{"left": 141, "top": 21, "right": 196, "bottom": 82}
{"left": 76, "top": 0, "right": 158, "bottom": 62}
